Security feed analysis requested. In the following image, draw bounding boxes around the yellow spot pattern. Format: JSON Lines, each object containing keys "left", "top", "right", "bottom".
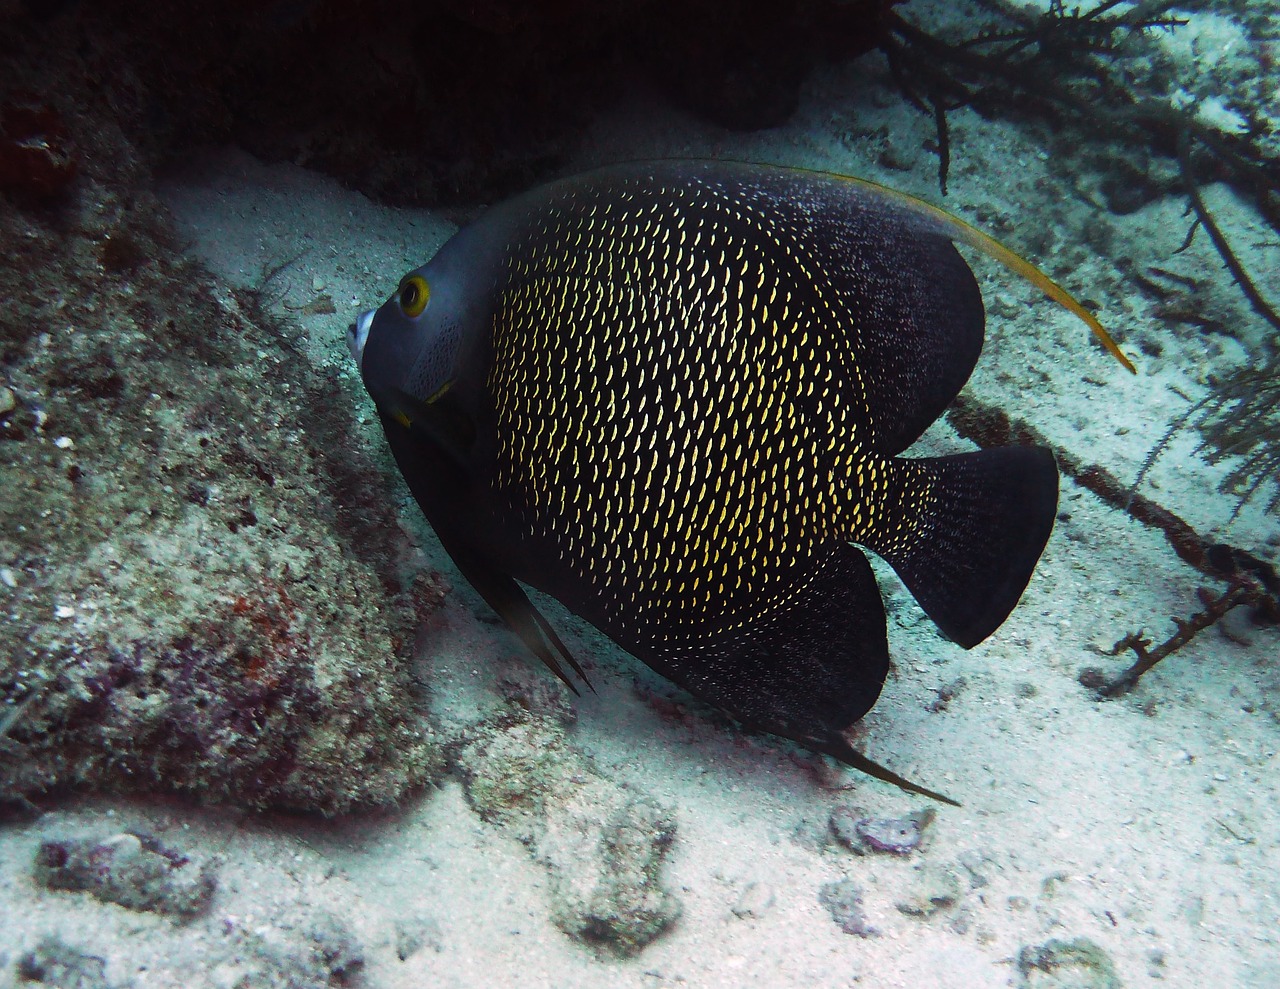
{"left": 487, "top": 175, "right": 937, "bottom": 646}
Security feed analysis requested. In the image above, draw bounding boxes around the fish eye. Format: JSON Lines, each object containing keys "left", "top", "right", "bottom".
{"left": 398, "top": 274, "right": 430, "bottom": 318}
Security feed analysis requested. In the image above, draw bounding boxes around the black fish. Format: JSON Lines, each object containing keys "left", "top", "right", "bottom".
{"left": 348, "top": 160, "right": 1131, "bottom": 801}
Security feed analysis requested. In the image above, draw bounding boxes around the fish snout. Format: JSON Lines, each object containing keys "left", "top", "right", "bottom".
{"left": 347, "top": 309, "right": 375, "bottom": 368}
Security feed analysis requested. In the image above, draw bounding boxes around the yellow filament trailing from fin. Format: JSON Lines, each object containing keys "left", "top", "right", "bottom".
{"left": 826, "top": 170, "right": 1137, "bottom": 375}
{"left": 425, "top": 379, "right": 455, "bottom": 404}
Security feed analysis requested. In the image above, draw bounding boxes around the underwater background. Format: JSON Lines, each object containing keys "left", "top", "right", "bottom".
{"left": 1, "top": 1, "right": 1278, "bottom": 986}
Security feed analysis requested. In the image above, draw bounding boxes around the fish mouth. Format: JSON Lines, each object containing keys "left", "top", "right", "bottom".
{"left": 347, "top": 309, "right": 375, "bottom": 369}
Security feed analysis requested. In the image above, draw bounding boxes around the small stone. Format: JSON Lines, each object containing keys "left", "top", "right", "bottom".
{"left": 304, "top": 912, "right": 363, "bottom": 980}
{"left": 54, "top": 605, "right": 75, "bottom": 619}
{"left": 17, "top": 935, "right": 111, "bottom": 989}
{"left": 896, "top": 862, "right": 962, "bottom": 917}
{"left": 222, "top": 909, "right": 363, "bottom": 985}
{"left": 34, "top": 831, "right": 216, "bottom": 917}
{"left": 0, "top": 385, "right": 16, "bottom": 415}
{"left": 54, "top": 436, "right": 74, "bottom": 450}
{"left": 1016, "top": 937, "right": 1121, "bottom": 989}
{"left": 1041, "top": 871, "right": 1071, "bottom": 898}
{"left": 819, "top": 879, "right": 877, "bottom": 937}
{"left": 830, "top": 805, "right": 934, "bottom": 855}
{"left": 949, "top": 906, "right": 973, "bottom": 935}
{"left": 927, "top": 677, "right": 966, "bottom": 712}
{"left": 731, "top": 881, "right": 775, "bottom": 919}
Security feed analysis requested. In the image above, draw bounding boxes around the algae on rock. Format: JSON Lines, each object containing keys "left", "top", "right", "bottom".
{"left": 1017, "top": 936, "right": 1122, "bottom": 989}
{"left": 455, "top": 702, "right": 681, "bottom": 956}
{"left": 0, "top": 41, "right": 444, "bottom": 813}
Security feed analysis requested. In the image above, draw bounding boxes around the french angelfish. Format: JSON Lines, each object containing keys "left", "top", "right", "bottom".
{"left": 348, "top": 160, "right": 1132, "bottom": 802}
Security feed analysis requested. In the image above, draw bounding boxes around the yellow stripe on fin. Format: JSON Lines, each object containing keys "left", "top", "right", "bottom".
{"left": 824, "top": 170, "right": 1137, "bottom": 375}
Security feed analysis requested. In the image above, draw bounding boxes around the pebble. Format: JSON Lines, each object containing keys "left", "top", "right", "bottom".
{"left": 0, "top": 385, "right": 15, "bottom": 415}
{"left": 957, "top": 849, "right": 993, "bottom": 889}
{"left": 1016, "top": 937, "right": 1121, "bottom": 989}
{"left": 54, "top": 435, "right": 74, "bottom": 449}
{"left": 830, "top": 805, "right": 935, "bottom": 855}
{"left": 896, "top": 862, "right": 962, "bottom": 917}
{"left": 17, "top": 936, "right": 109, "bottom": 989}
{"left": 34, "top": 830, "right": 216, "bottom": 917}
{"left": 819, "top": 879, "right": 877, "bottom": 937}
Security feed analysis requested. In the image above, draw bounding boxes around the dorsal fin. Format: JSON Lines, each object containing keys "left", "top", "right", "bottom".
{"left": 823, "top": 169, "right": 1137, "bottom": 375}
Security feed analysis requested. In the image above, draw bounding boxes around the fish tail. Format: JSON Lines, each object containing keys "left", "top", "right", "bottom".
{"left": 856, "top": 448, "right": 1059, "bottom": 647}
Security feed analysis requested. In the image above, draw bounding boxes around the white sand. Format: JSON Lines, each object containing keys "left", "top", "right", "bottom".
{"left": 5, "top": 37, "right": 1278, "bottom": 989}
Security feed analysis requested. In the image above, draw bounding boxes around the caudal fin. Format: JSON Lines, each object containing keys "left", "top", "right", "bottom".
{"left": 868, "top": 448, "right": 1058, "bottom": 648}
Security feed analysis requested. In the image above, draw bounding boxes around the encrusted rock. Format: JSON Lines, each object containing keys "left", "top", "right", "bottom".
{"left": 830, "top": 805, "right": 935, "bottom": 855}
{"left": 34, "top": 832, "right": 215, "bottom": 918}
{"left": 455, "top": 707, "right": 680, "bottom": 955}
{"left": 393, "top": 914, "right": 443, "bottom": 961}
{"left": 1017, "top": 937, "right": 1122, "bottom": 989}
{"left": 896, "top": 862, "right": 962, "bottom": 917}
{"left": 210, "top": 909, "right": 363, "bottom": 989}
{"left": 0, "top": 166, "right": 445, "bottom": 815}
{"left": 16, "top": 936, "right": 115, "bottom": 989}
{"left": 497, "top": 664, "right": 578, "bottom": 725}
{"left": 819, "top": 878, "right": 876, "bottom": 937}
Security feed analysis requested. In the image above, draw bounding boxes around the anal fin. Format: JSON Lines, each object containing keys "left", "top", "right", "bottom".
{"left": 631, "top": 542, "right": 953, "bottom": 803}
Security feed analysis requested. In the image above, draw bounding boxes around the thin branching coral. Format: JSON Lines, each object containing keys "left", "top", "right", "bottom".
{"left": 878, "top": 1, "right": 1280, "bottom": 515}
{"left": 1199, "top": 365, "right": 1280, "bottom": 516}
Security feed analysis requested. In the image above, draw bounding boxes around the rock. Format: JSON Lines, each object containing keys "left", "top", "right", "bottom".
{"left": 497, "top": 665, "right": 577, "bottom": 726}
{"left": 455, "top": 708, "right": 680, "bottom": 956}
{"left": 33, "top": 832, "right": 215, "bottom": 918}
{"left": 957, "top": 849, "right": 993, "bottom": 889}
{"left": 0, "top": 84, "right": 446, "bottom": 816}
{"left": 896, "top": 862, "right": 962, "bottom": 917}
{"left": 926, "top": 677, "right": 966, "bottom": 713}
{"left": 299, "top": 912, "right": 363, "bottom": 983}
{"left": 731, "top": 881, "right": 775, "bottom": 919}
{"left": 215, "top": 909, "right": 363, "bottom": 989}
{"left": 830, "top": 805, "right": 935, "bottom": 855}
{"left": 16, "top": 936, "right": 114, "bottom": 989}
{"left": 819, "top": 878, "right": 877, "bottom": 937}
{"left": 1017, "top": 937, "right": 1122, "bottom": 989}
{"left": 565, "top": 797, "right": 680, "bottom": 955}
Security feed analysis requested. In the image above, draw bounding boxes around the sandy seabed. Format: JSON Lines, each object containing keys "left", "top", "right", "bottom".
{"left": 4, "top": 27, "right": 1279, "bottom": 989}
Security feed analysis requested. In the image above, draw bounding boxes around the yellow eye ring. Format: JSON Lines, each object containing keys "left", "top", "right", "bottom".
{"left": 398, "top": 274, "right": 430, "bottom": 318}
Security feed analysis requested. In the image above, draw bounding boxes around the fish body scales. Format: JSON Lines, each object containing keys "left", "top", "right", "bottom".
{"left": 487, "top": 175, "right": 889, "bottom": 649}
